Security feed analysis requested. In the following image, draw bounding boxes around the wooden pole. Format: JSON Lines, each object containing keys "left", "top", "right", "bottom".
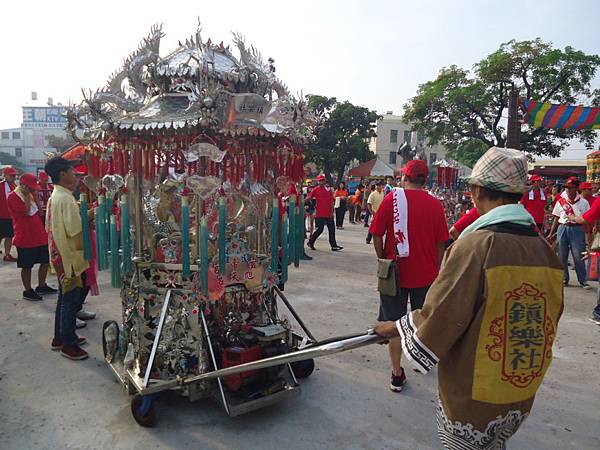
{"left": 506, "top": 87, "right": 521, "bottom": 149}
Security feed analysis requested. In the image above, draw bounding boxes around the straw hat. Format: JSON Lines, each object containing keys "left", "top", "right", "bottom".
{"left": 467, "top": 147, "right": 529, "bottom": 194}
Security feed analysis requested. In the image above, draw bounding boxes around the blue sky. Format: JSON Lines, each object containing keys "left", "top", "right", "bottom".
{"left": 1, "top": 0, "right": 598, "bottom": 146}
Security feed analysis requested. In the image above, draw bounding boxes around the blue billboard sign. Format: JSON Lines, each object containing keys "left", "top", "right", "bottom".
{"left": 22, "top": 106, "right": 67, "bottom": 128}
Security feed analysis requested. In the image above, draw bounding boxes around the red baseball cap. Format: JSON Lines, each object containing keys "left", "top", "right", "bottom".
{"left": 402, "top": 159, "right": 429, "bottom": 178}
{"left": 3, "top": 166, "right": 17, "bottom": 176}
{"left": 580, "top": 181, "right": 593, "bottom": 190}
{"left": 38, "top": 170, "right": 49, "bottom": 182}
{"left": 529, "top": 174, "right": 542, "bottom": 182}
{"left": 19, "top": 173, "right": 41, "bottom": 191}
{"left": 316, "top": 174, "right": 326, "bottom": 181}
{"left": 565, "top": 177, "right": 580, "bottom": 188}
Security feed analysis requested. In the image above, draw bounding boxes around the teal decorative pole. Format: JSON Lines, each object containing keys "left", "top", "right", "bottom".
{"left": 120, "top": 194, "right": 131, "bottom": 275}
{"left": 288, "top": 195, "right": 296, "bottom": 264}
{"left": 106, "top": 194, "right": 113, "bottom": 261}
{"left": 110, "top": 214, "right": 120, "bottom": 288}
{"left": 181, "top": 196, "right": 190, "bottom": 278}
{"left": 270, "top": 198, "right": 279, "bottom": 274}
{"left": 79, "top": 193, "right": 92, "bottom": 261}
{"left": 281, "top": 213, "right": 289, "bottom": 284}
{"left": 294, "top": 194, "right": 303, "bottom": 268}
{"left": 96, "top": 195, "right": 107, "bottom": 270}
{"left": 200, "top": 218, "right": 209, "bottom": 296}
{"left": 218, "top": 197, "right": 226, "bottom": 275}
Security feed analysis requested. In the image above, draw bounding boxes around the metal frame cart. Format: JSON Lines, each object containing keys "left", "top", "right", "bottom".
{"left": 67, "top": 23, "right": 382, "bottom": 427}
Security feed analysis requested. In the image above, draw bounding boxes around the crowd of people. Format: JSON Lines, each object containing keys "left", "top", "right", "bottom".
{"left": 296, "top": 150, "right": 600, "bottom": 448}
{"left": 0, "top": 160, "right": 97, "bottom": 360}
{"left": 2, "top": 149, "right": 598, "bottom": 448}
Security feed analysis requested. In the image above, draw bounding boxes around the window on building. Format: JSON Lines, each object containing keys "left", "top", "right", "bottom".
{"left": 12, "top": 132, "right": 21, "bottom": 140}
{"left": 15, "top": 148, "right": 22, "bottom": 158}
{"left": 1, "top": 132, "right": 8, "bottom": 139}
{"left": 429, "top": 152, "right": 437, "bottom": 165}
{"left": 389, "top": 152, "right": 397, "bottom": 165}
{"left": 417, "top": 131, "right": 425, "bottom": 143}
{"left": 390, "top": 129, "right": 398, "bottom": 144}
{"left": 403, "top": 130, "right": 412, "bottom": 143}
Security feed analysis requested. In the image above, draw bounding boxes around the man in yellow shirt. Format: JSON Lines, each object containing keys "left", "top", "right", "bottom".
{"left": 366, "top": 181, "right": 386, "bottom": 244}
{"left": 45, "top": 157, "right": 92, "bottom": 360}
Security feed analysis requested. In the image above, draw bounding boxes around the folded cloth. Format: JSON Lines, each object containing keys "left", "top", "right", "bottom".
{"left": 459, "top": 204, "right": 536, "bottom": 238}
{"left": 392, "top": 188, "right": 409, "bottom": 257}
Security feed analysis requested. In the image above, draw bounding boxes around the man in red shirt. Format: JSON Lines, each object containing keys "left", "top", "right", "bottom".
{"left": 580, "top": 181, "right": 596, "bottom": 207}
{"left": 37, "top": 170, "right": 53, "bottom": 224}
{"left": 7, "top": 173, "right": 57, "bottom": 301}
{"left": 307, "top": 174, "right": 343, "bottom": 251}
{"left": 571, "top": 192, "right": 600, "bottom": 324}
{"left": 520, "top": 174, "right": 546, "bottom": 230}
{"left": 449, "top": 207, "right": 480, "bottom": 240}
{"left": 0, "top": 166, "right": 17, "bottom": 261}
{"left": 370, "top": 159, "right": 448, "bottom": 391}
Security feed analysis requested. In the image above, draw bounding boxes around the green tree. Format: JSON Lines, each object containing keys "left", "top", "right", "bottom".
{"left": 403, "top": 39, "right": 600, "bottom": 167}
{"left": 47, "top": 134, "right": 76, "bottom": 153}
{"left": 0, "top": 152, "right": 25, "bottom": 171}
{"left": 305, "top": 95, "right": 379, "bottom": 181}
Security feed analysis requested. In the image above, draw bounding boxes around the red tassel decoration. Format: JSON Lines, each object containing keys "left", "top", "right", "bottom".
{"left": 124, "top": 144, "right": 130, "bottom": 175}
{"left": 173, "top": 142, "right": 179, "bottom": 174}
{"left": 237, "top": 153, "right": 244, "bottom": 184}
{"left": 229, "top": 155, "right": 236, "bottom": 183}
{"left": 149, "top": 142, "right": 156, "bottom": 178}
{"left": 222, "top": 158, "right": 227, "bottom": 182}
{"left": 164, "top": 148, "right": 171, "bottom": 174}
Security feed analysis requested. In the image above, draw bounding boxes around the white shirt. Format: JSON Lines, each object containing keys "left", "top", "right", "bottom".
{"left": 552, "top": 194, "right": 590, "bottom": 224}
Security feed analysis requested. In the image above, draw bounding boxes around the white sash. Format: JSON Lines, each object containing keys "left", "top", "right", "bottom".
{"left": 528, "top": 188, "right": 546, "bottom": 201}
{"left": 392, "top": 188, "right": 409, "bottom": 258}
{"left": 14, "top": 188, "right": 38, "bottom": 216}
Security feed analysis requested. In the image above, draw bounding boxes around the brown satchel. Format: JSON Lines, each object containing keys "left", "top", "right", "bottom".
{"left": 377, "top": 258, "right": 397, "bottom": 297}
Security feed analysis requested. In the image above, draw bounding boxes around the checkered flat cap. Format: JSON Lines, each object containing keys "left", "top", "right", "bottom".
{"left": 466, "top": 147, "right": 529, "bottom": 193}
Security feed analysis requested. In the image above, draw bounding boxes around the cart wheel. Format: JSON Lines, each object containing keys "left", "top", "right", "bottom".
{"left": 131, "top": 394, "right": 158, "bottom": 427}
{"left": 102, "top": 320, "right": 120, "bottom": 364}
{"left": 291, "top": 359, "right": 315, "bottom": 378}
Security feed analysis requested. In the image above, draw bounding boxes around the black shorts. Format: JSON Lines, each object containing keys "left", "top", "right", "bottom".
{"left": 17, "top": 245, "right": 49, "bottom": 269}
{"left": 378, "top": 285, "right": 430, "bottom": 321}
{"left": 0, "top": 218, "right": 14, "bottom": 238}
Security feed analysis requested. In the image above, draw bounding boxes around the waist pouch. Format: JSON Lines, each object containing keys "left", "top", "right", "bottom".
{"left": 377, "top": 258, "right": 397, "bottom": 297}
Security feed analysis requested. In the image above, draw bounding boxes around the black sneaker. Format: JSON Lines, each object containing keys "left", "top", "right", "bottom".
{"left": 580, "top": 283, "right": 592, "bottom": 290}
{"left": 390, "top": 368, "right": 406, "bottom": 392}
{"left": 308, "top": 243, "right": 316, "bottom": 251}
{"left": 331, "top": 246, "right": 343, "bottom": 251}
{"left": 23, "top": 289, "right": 43, "bottom": 301}
{"left": 35, "top": 284, "right": 58, "bottom": 295}
{"left": 589, "top": 315, "right": 600, "bottom": 325}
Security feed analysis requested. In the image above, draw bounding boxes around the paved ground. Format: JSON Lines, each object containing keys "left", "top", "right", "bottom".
{"left": 0, "top": 223, "right": 599, "bottom": 450}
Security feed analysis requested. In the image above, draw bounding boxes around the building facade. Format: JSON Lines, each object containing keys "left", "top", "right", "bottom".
{"left": 373, "top": 111, "right": 448, "bottom": 170}
{"left": 0, "top": 102, "right": 67, "bottom": 173}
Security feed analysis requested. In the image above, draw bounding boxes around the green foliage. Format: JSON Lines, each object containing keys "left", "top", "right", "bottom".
{"left": 305, "top": 95, "right": 379, "bottom": 181}
{"left": 403, "top": 39, "right": 600, "bottom": 167}
{"left": 47, "top": 134, "right": 76, "bottom": 153}
{"left": 0, "top": 152, "right": 25, "bottom": 171}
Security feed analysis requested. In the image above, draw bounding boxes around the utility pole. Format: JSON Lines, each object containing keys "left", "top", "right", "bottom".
{"left": 506, "top": 87, "right": 521, "bottom": 149}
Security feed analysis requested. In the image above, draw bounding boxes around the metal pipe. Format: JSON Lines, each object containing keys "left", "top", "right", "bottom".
{"left": 273, "top": 286, "right": 317, "bottom": 342}
{"left": 200, "top": 309, "right": 230, "bottom": 415}
{"left": 143, "top": 289, "right": 172, "bottom": 388}
{"left": 140, "top": 330, "right": 384, "bottom": 395}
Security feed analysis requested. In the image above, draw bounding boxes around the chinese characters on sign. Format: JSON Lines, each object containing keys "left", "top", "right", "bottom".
{"left": 22, "top": 106, "right": 67, "bottom": 128}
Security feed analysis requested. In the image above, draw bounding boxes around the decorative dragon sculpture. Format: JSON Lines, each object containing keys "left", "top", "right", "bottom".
{"left": 66, "top": 21, "right": 311, "bottom": 142}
